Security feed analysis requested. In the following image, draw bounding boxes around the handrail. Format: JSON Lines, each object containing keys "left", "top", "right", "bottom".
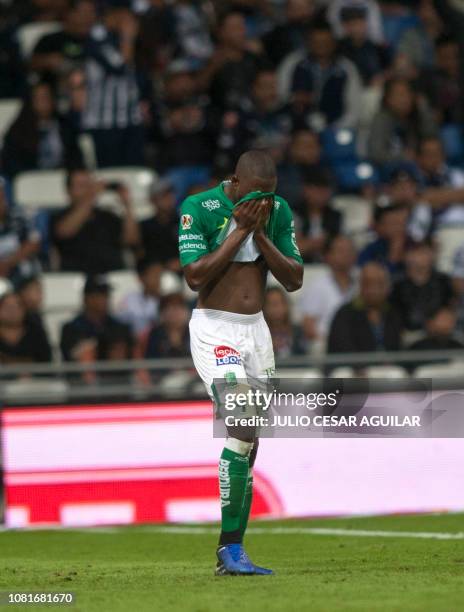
{"left": 0, "top": 348, "right": 463, "bottom": 377}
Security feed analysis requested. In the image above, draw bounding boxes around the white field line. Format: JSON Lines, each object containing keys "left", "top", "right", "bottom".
{"left": 133, "top": 526, "right": 464, "bottom": 540}
{"left": 2, "top": 525, "right": 461, "bottom": 540}
{"left": 1, "top": 521, "right": 464, "bottom": 540}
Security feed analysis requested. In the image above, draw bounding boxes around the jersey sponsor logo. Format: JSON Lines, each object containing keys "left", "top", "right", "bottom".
{"left": 214, "top": 345, "right": 242, "bottom": 366}
{"left": 218, "top": 458, "right": 231, "bottom": 507}
{"left": 202, "top": 199, "right": 221, "bottom": 211}
{"left": 179, "top": 233, "right": 204, "bottom": 242}
{"left": 181, "top": 214, "right": 193, "bottom": 230}
{"left": 179, "top": 242, "right": 207, "bottom": 252}
{"left": 217, "top": 217, "right": 228, "bottom": 230}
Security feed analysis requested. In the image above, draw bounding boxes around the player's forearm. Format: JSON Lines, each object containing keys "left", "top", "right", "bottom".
{"left": 184, "top": 227, "right": 250, "bottom": 291}
{"left": 254, "top": 232, "right": 303, "bottom": 292}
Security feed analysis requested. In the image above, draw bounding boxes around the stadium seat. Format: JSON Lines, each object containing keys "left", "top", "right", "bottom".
{"left": 16, "top": 22, "right": 62, "bottom": 58}
{"left": 364, "top": 365, "right": 409, "bottom": 379}
{"left": 435, "top": 227, "right": 464, "bottom": 274}
{"left": 14, "top": 168, "right": 156, "bottom": 219}
{"left": 14, "top": 170, "right": 66, "bottom": 210}
{"left": 158, "top": 371, "right": 197, "bottom": 398}
{"left": 329, "top": 367, "right": 355, "bottom": 378}
{"left": 269, "top": 264, "right": 328, "bottom": 323}
{"left": 107, "top": 270, "right": 139, "bottom": 309}
{"left": 278, "top": 368, "right": 323, "bottom": 378}
{"left": 321, "top": 128, "right": 357, "bottom": 164}
{"left": 42, "top": 272, "right": 84, "bottom": 312}
{"left": 97, "top": 167, "right": 156, "bottom": 204}
{"left": 414, "top": 361, "right": 464, "bottom": 379}
{"left": 440, "top": 124, "right": 463, "bottom": 164}
{"left": 0, "top": 98, "right": 21, "bottom": 143}
{"left": 333, "top": 161, "right": 379, "bottom": 193}
{"left": 332, "top": 195, "right": 372, "bottom": 235}
{"left": 109, "top": 269, "right": 183, "bottom": 310}
{"left": 3, "top": 379, "right": 69, "bottom": 404}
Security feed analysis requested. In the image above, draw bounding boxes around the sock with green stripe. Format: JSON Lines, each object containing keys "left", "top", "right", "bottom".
{"left": 218, "top": 440, "right": 251, "bottom": 545}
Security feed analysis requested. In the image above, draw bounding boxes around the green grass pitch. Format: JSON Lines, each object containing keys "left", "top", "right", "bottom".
{"left": 1, "top": 513, "right": 464, "bottom": 612}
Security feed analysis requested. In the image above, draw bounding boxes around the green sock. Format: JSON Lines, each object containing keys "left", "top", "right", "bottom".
{"left": 218, "top": 447, "right": 249, "bottom": 544}
{"left": 239, "top": 470, "right": 253, "bottom": 540}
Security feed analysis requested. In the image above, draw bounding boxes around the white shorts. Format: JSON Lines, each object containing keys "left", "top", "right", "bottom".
{"left": 189, "top": 308, "right": 275, "bottom": 401}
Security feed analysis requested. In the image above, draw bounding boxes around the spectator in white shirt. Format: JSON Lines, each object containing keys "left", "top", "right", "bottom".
{"left": 300, "top": 234, "right": 358, "bottom": 342}
{"left": 117, "top": 258, "right": 163, "bottom": 338}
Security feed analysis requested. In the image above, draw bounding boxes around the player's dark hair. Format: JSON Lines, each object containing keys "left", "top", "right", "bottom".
{"left": 235, "top": 150, "right": 276, "bottom": 181}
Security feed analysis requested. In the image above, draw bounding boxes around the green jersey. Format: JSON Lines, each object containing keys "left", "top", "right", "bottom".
{"left": 178, "top": 182, "right": 303, "bottom": 267}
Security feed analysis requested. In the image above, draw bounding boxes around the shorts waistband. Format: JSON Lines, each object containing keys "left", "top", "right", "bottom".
{"left": 192, "top": 308, "right": 264, "bottom": 325}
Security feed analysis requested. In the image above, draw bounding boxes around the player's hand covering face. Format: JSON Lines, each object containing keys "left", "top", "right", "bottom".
{"left": 233, "top": 192, "right": 274, "bottom": 232}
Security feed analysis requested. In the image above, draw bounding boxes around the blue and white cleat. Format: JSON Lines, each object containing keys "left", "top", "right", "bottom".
{"left": 240, "top": 548, "right": 274, "bottom": 575}
{"left": 215, "top": 544, "right": 274, "bottom": 576}
{"left": 215, "top": 544, "right": 255, "bottom": 575}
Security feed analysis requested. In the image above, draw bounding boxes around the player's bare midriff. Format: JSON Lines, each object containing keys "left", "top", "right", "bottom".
{"left": 197, "top": 259, "right": 267, "bottom": 314}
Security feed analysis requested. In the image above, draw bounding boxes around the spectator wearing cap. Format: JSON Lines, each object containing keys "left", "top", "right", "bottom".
{"left": 145, "top": 293, "right": 190, "bottom": 359}
{"left": 277, "top": 130, "right": 326, "bottom": 207}
{"left": 51, "top": 169, "right": 140, "bottom": 274}
{"left": 290, "top": 20, "right": 363, "bottom": 129}
{"left": 0, "top": 291, "right": 51, "bottom": 366}
{"left": 117, "top": 258, "right": 162, "bottom": 339}
{"left": 358, "top": 200, "right": 409, "bottom": 279}
{"left": 391, "top": 241, "right": 453, "bottom": 331}
{"left": 295, "top": 166, "right": 342, "bottom": 263}
{"left": 368, "top": 77, "right": 438, "bottom": 167}
{"left": 301, "top": 235, "right": 358, "bottom": 343}
{"left": 328, "top": 262, "right": 402, "bottom": 356}
{"left": 338, "top": 5, "right": 391, "bottom": 87}
{"left": 0, "top": 178, "right": 41, "bottom": 284}
{"left": 327, "top": 0, "right": 384, "bottom": 45}
{"left": 60, "top": 275, "right": 133, "bottom": 366}
{"left": 139, "top": 178, "right": 179, "bottom": 272}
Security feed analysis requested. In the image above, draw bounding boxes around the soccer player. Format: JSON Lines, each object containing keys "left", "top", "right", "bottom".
{"left": 179, "top": 150, "right": 303, "bottom": 575}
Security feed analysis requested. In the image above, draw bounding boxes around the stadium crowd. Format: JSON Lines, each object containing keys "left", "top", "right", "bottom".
{"left": 1, "top": 0, "right": 464, "bottom": 375}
